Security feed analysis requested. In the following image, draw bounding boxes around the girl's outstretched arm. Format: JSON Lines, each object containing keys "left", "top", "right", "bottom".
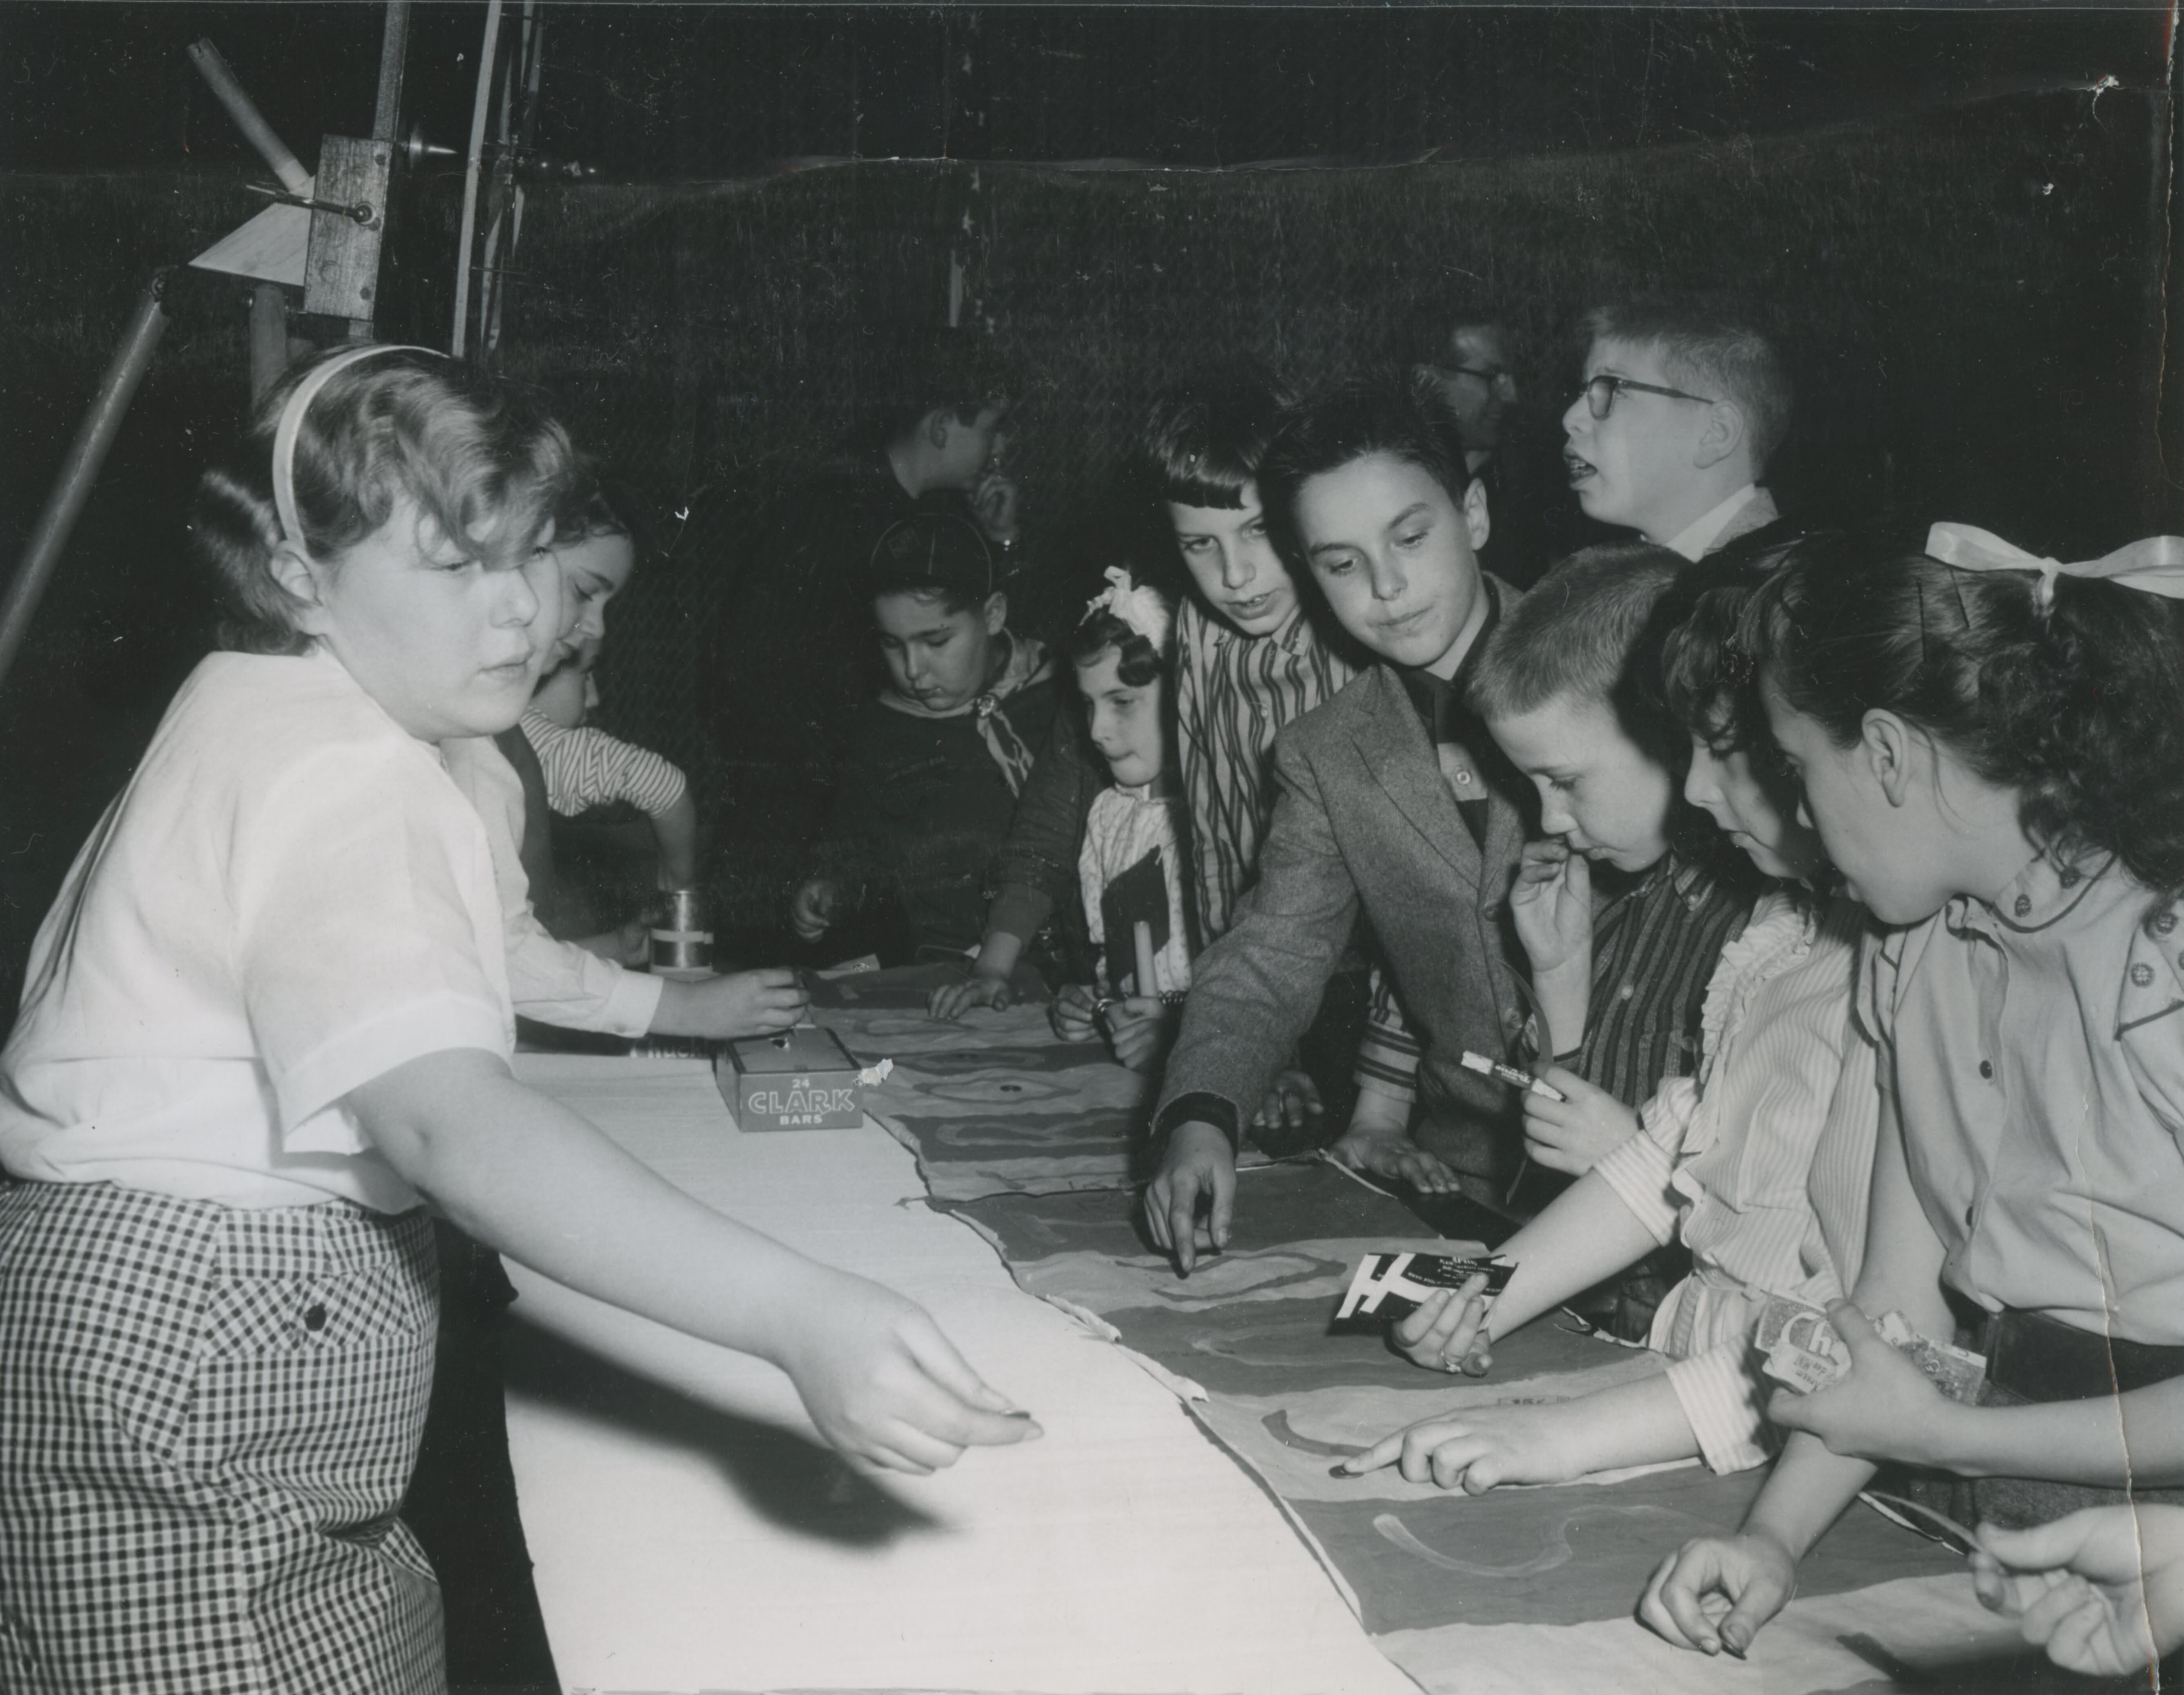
{"left": 350, "top": 1047, "right": 1041, "bottom": 1474}
{"left": 1389, "top": 1168, "right": 1660, "bottom": 1374}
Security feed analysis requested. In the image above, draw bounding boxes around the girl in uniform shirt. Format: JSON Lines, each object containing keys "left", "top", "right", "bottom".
{"left": 1639, "top": 529, "right": 2184, "bottom": 1668}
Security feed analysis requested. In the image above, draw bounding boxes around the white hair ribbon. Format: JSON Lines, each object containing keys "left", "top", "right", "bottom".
{"left": 272, "top": 344, "right": 443, "bottom": 552}
{"left": 1925, "top": 522, "right": 2184, "bottom": 612}
{"left": 1085, "top": 565, "right": 1172, "bottom": 651}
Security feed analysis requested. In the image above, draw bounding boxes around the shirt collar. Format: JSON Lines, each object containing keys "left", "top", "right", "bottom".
{"left": 1946, "top": 851, "right": 2110, "bottom": 939}
{"left": 1664, "top": 484, "right": 1761, "bottom": 562}
{"left": 1397, "top": 579, "right": 1503, "bottom": 734}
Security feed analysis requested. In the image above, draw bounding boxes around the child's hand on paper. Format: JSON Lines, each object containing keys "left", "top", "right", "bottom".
{"left": 1639, "top": 1530, "right": 1800, "bottom": 1658}
{"left": 929, "top": 972, "right": 1012, "bottom": 1020}
{"left": 1103, "top": 995, "right": 1175, "bottom": 1073}
{"left": 775, "top": 1269, "right": 1042, "bottom": 1474}
{"left": 1972, "top": 1505, "right": 2184, "bottom": 1677}
{"left": 1339, "top": 1399, "right": 1583, "bottom": 1493}
{"left": 688, "top": 968, "right": 809, "bottom": 1039}
{"left": 1252, "top": 1068, "right": 1324, "bottom": 1135}
{"left": 1509, "top": 840, "right": 1593, "bottom": 976}
{"left": 1521, "top": 1067, "right": 1638, "bottom": 1175}
{"left": 1390, "top": 1276, "right": 1494, "bottom": 1375}
{"left": 790, "top": 879, "right": 838, "bottom": 943}
{"left": 1331, "top": 1131, "right": 1464, "bottom": 1196}
{"left": 1050, "top": 983, "right": 1103, "bottom": 1042}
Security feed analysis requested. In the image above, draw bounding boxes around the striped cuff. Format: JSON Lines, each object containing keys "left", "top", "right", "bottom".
{"left": 1591, "top": 1128, "right": 1680, "bottom": 1247}
{"left": 1665, "top": 1338, "right": 1774, "bottom": 1475}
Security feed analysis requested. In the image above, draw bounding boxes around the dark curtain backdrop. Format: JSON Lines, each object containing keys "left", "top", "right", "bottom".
{"left": 0, "top": 72, "right": 2173, "bottom": 982}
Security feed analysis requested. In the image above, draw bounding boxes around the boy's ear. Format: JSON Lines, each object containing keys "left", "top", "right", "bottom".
{"left": 926, "top": 409, "right": 952, "bottom": 451}
{"left": 267, "top": 543, "right": 332, "bottom": 635}
{"left": 1691, "top": 399, "right": 1750, "bottom": 473}
{"left": 1861, "top": 709, "right": 1916, "bottom": 807}
{"left": 983, "top": 590, "right": 1008, "bottom": 636}
{"left": 1462, "top": 477, "right": 1492, "bottom": 555}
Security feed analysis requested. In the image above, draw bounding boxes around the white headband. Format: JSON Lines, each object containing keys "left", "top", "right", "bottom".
{"left": 272, "top": 344, "right": 442, "bottom": 551}
{"left": 1085, "top": 565, "right": 1172, "bottom": 651}
{"left": 1925, "top": 522, "right": 2184, "bottom": 612}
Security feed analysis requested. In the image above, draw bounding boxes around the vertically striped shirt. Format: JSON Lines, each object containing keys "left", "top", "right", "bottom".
{"left": 519, "top": 712, "right": 689, "bottom": 820}
{"left": 1173, "top": 600, "right": 1355, "bottom": 942}
{"left": 1591, "top": 891, "right": 1879, "bottom": 1473}
{"left": 1358, "top": 843, "right": 1759, "bottom": 1117}
{"left": 1561, "top": 845, "right": 1761, "bottom": 1104}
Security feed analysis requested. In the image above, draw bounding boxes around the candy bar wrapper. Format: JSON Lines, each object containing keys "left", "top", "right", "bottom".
{"left": 1755, "top": 1294, "right": 1854, "bottom": 1391}
{"left": 1331, "top": 1252, "right": 1515, "bottom": 1333}
{"left": 1875, "top": 1311, "right": 1988, "bottom": 1404}
{"left": 1753, "top": 1295, "right": 1987, "bottom": 1403}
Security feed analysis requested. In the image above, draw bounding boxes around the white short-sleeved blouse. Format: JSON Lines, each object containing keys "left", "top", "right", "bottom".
{"left": 0, "top": 649, "right": 515, "bottom": 1210}
{"left": 1863, "top": 853, "right": 2184, "bottom": 1344}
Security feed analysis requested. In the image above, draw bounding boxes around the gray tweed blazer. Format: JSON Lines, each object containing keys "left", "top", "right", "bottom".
{"left": 1156, "top": 643, "right": 1534, "bottom": 1188}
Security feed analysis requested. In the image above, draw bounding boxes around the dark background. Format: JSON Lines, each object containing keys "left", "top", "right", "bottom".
{"left": 2, "top": 3, "right": 2179, "bottom": 1000}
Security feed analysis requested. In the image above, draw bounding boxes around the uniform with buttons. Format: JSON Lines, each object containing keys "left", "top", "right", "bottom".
{"left": 1862, "top": 854, "right": 2184, "bottom": 1345}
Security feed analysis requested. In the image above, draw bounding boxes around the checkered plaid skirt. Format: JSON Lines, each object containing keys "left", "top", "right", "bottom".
{"left": 0, "top": 1181, "right": 444, "bottom": 1695}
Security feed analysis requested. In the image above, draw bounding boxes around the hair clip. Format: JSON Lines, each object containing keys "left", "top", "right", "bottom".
{"left": 1083, "top": 565, "right": 1172, "bottom": 651}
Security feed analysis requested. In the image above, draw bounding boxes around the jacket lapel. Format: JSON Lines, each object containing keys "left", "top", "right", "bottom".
{"left": 1352, "top": 666, "right": 1483, "bottom": 891}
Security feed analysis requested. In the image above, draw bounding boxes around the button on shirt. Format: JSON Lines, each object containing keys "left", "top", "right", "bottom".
{"left": 1864, "top": 854, "right": 2184, "bottom": 1344}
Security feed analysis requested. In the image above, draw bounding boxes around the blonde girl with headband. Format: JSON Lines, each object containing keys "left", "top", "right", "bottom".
{"left": 1640, "top": 528, "right": 2184, "bottom": 1670}
{"left": 1046, "top": 567, "right": 1197, "bottom": 1073}
{"left": 0, "top": 347, "right": 1038, "bottom": 1695}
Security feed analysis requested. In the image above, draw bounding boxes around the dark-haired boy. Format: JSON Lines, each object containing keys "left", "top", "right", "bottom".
{"left": 1561, "top": 296, "right": 1797, "bottom": 566}
{"left": 711, "top": 343, "right": 1027, "bottom": 840}
{"left": 1147, "top": 379, "right": 1536, "bottom": 1269}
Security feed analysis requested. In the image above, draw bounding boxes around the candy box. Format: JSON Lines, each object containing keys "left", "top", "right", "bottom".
{"left": 718, "top": 1026, "right": 876, "bottom": 1131}
{"left": 1331, "top": 1251, "right": 1516, "bottom": 1333}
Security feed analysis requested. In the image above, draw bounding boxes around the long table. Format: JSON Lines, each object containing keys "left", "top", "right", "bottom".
{"left": 501, "top": 1048, "right": 1417, "bottom": 1695}
{"left": 505, "top": 1004, "right": 2050, "bottom": 1695}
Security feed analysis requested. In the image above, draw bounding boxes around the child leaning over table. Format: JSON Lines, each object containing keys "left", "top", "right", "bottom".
{"left": 792, "top": 512, "right": 1060, "bottom": 963}
{"left": 1039, "top": 570, "right": 1197, "bottom": 1073}
{"left": 524, "top": 635, "right": 701, "bottom": 891}
{"left": 1344, "top": 553, "right": 1880, "bottom": 1492}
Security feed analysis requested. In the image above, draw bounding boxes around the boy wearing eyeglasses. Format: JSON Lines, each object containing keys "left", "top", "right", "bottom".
{"left": 1562, "top": 295, "right": 1798, "bottom": 566}
{"left": 1417, "top": 312, "right": 1551, "bottom": 589}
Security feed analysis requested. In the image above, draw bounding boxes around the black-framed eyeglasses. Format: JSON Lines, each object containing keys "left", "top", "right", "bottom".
{"left": 1574, "top": 374, "right": 1716, "bottom": 419}
{"left": 1437, "top": 363, "right": 1517, "bottom": 395}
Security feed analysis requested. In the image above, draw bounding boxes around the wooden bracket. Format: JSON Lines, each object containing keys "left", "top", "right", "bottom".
{"left": 304, "top": 134, "right": 394, "bottom": 321}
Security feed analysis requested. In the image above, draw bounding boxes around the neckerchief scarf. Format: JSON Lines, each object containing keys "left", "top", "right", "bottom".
{"left": 879, "top": 631, "right": 1052, "bottom": 796}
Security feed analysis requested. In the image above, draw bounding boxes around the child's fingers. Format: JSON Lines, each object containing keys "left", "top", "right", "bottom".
{"left": 1391, "top": 1286, "right": 1458, "bottom": 1348}
{"left": 1336, "top": 1431, "right": 1406, "bottom": 1476}
{"left": 897, "top": 1312, "right": 1021, "bottom": 1416}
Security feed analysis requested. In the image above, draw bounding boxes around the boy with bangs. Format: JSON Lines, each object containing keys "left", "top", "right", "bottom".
{"left": 1561, "top": 294, "right": 1798, "bottom": 566}
{"left": 1145, "top": 379, "right": 1535, "bottom": 1269}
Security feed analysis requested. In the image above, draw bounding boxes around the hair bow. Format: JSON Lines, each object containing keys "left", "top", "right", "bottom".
{"left": 1925, "top": 522, "right": 2184, "bottom": 611}
{"left": 1085, "top": 566, "right": 1173, "bottom": 651}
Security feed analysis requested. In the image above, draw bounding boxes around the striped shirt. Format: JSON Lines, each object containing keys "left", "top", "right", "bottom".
{"left": 1591, "top": 891, "right": 1879, "bottom": 1473}
{"left": 1173, "top": 599, "right": 1355, "bottom": 941}
{"left": 1359, "top": 843, "right": 1758, "bottom": 1118}
{"left": 520, "top": 712, "right": 689, "bottom": 820}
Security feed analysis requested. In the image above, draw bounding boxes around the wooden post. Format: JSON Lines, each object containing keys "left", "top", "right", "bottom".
{"left": 249, "top": 282, "right": 288, "bottom": 400}
{"left": 373, "top": 2, "right": 411, "bottom": 143}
